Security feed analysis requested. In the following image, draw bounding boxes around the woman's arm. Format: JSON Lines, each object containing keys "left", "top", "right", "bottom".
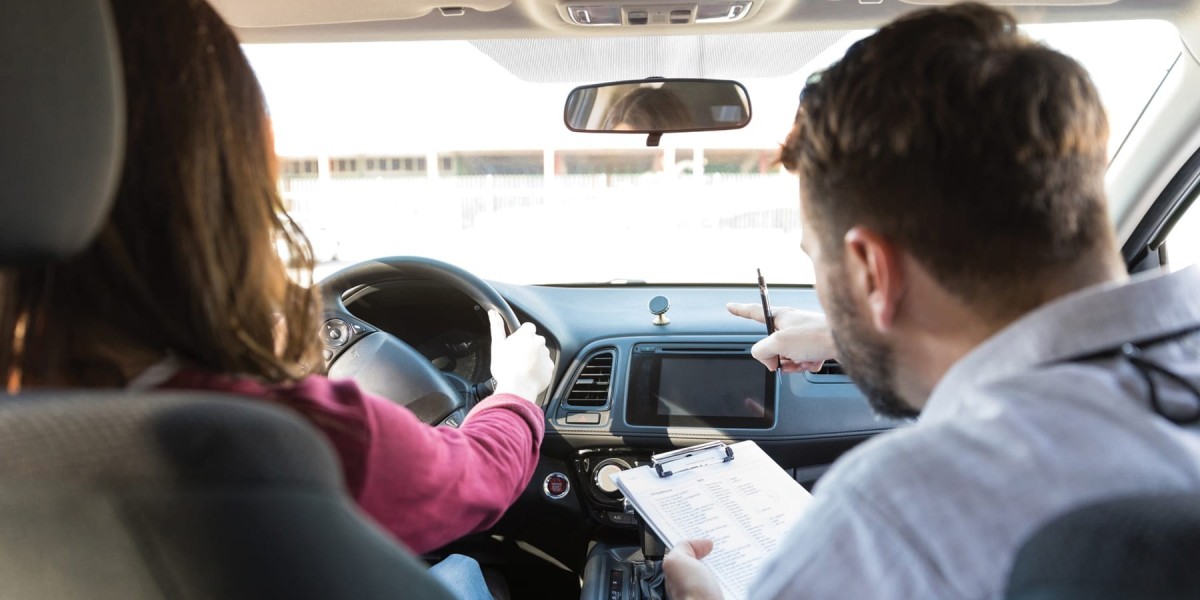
{"left": 307, "top": 310, "right": 553, "bottom": 553}
{"left": 352, "top": 385, "right": 544, "bottom": 553}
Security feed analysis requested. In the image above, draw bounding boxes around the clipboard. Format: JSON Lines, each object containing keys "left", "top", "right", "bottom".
{"left": 652, "top": 440, "right": 735, "bottom": 478}
{"left": 612, "top": 440, "right": 814, "bottom": 600}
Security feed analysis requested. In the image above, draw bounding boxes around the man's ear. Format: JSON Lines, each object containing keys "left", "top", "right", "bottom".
{"left": 842, "top": 226, "right": 905, "bottom": 332}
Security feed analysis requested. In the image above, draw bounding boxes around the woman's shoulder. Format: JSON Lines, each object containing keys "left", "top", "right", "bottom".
{"left": 286, "top": 373, "right": 372, "bottom": 406}
{"left": 164, "top": 368, "right": 374, "bottom": 413}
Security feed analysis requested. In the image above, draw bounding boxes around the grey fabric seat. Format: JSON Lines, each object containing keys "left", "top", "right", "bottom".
{"left": 1005, "top": 493, "right": 1200, "bottom": 600}
{"left": 0, "top": 1, "right": 452, "bottom": 598}
{"left": 0, "top": 393, "right": 454, "bottom": 599}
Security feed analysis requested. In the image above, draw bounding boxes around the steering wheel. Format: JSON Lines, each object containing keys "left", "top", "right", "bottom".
{"left": 317, "top": 256, "right": 521, "bottom": 426}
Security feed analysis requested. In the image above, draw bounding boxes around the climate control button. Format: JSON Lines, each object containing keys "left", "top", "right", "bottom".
{"left": 593, "top": 459, "right": 631, "bottom": 496}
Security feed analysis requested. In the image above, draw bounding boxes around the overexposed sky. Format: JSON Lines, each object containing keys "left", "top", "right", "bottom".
{"left": 243, "top": 31, "right": 868, "bottom": 157}
{"left": 246, "top": 21, "right": 1184, "bottom": 284}
{"left": 246, "top": 21, "right": 1180, "bottom": 159}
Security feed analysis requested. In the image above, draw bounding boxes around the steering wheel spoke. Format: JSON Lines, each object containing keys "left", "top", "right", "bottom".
{"left": 319, "top": 310, "right": 378, "bottom": 364}
{"left": 317, "top": 256, "right": 523, "bottom": 425}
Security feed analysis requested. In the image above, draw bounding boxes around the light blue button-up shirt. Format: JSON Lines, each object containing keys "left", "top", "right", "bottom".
{"left": 753, "top": 265, "right": 1200, "bottom": 600}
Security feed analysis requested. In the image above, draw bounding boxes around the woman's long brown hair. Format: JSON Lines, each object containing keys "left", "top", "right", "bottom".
{"left": 0, "top": 0, "right": 321, "bottom": 388}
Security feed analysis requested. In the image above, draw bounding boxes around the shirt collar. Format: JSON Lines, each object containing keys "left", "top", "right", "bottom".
{"left": 921, "top": 265, "right": 1200, "bottom": 424}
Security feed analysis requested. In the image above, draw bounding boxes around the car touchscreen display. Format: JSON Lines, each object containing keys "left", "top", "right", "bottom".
{"left": 626, "top": 350, "right": 776, "bottom": 429}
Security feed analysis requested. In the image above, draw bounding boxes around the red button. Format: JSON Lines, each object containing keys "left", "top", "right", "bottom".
{"left": 544, "top": 473, "right": 570, "bottom": 499}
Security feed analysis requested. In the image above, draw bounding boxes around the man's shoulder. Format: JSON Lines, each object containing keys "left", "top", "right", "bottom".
{"left": 816, "top": 376, "right": 1098, "bottom": 499}
{"left": 768, "top": 352, "right": 1200, "bottom": 600}
{"left": 822, "top": 363, "right": 1200, "bottom": 507}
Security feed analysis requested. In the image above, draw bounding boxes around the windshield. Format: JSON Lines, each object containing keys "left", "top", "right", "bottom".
{"left": 246, "top": 20, "right": 1180, "bottom": 285}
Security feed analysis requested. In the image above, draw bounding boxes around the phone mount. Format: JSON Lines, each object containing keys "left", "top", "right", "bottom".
{"left": 649, "top": 295, "right": 670, "bottom": 326}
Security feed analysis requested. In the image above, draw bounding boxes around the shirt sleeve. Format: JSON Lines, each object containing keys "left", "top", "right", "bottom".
{"left": 352, "top": 388, "right": 545, "bottom": 554}
{"left": 281, "top": 377, "right": 545, "bottom": 554}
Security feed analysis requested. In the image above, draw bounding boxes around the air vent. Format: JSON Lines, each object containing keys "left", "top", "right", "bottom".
{"left": 565, "top": 351, "right": 615, "bottom": 407}
{"left": 815, "top": 360, "right": 845, "bottom": 376}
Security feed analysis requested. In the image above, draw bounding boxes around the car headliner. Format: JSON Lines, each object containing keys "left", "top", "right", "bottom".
{"left": 212, "top": 0, "right": 1187, "bottom": 42}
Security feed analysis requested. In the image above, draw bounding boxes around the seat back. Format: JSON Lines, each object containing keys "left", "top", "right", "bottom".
{"left": 1006, "top": 493, "right": 1200, "bottom": 600}
{"left": 0, "top": 392, "right": 453, "bottom": 599}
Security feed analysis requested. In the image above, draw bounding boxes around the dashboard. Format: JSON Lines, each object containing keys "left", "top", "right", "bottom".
{"left": 486, "top": 281, "right": 902, "bottom": 443}
{"left": 346, "top": 279, "right": 903, "bottom": 513}
{"left": 341, "top": 277, "right": 904, "bottom": 577}
{"left": 487, "top": 282, "right": 905, "bottom": 534}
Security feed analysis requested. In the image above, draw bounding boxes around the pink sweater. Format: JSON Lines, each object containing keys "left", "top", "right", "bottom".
{"left": 164, "top": 370, "right": 545, "bottom": 554}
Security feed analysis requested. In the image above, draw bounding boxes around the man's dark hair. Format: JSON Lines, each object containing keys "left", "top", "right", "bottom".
{"left": 782, "top": 2, "right": 1112, "bottom": 316}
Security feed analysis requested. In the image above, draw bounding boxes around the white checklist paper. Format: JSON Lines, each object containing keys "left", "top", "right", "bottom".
{"left": 613, "top": 441, "right": 813, "bottom": 600}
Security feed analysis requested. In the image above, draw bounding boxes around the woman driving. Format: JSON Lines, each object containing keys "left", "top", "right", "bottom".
{"left": 0, "top": 0, "right": 552, "bottom": 573}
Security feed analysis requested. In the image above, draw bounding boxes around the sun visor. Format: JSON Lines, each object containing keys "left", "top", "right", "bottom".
{"left": 208, "top": 0, "right": 513, "bottom": 28}
{"left": 472, "top": 31, "right": 848, "bottom": 82}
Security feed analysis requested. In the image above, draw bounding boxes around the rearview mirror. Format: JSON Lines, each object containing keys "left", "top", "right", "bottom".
{"left": 564, "top": 78, "right": 751, "bottom": 141}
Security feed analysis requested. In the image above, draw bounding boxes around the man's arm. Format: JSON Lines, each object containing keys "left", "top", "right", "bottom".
{"left": 662, "top": 441, "right": 951, "bottom": 600}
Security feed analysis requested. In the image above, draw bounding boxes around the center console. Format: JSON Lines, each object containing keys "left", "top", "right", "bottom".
{"left": 581, "top": 536, "right": 669, "bottom": 600}
{"left": 548, "top": 335, "right": 896, "bottom": 600}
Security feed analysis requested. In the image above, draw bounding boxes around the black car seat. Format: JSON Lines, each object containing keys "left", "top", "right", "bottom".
{"left": 1005, "top": 493, "right": 1200, "bottom": 600}
{"left": 0, "top": 2, "right": 453, "bottom": 598}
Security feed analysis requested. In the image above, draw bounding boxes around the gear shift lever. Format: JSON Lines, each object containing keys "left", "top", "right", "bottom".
{"left": 640, "top": 522, "right": 666, "bottom": 561}
{"left": 636, "top": 522, "right": 668, "bottom": 599}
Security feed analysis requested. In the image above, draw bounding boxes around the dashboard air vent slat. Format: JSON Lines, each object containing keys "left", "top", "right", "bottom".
{"left": 815, "top": 360, "right": 845, "bottom": 376}
{"left": 565, "top": 351, "right": 615, "bottom": 407}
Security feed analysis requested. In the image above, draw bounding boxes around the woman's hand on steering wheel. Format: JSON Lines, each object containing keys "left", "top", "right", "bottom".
{"left": 488, "top": 310, "right": 553, "bottom": 403}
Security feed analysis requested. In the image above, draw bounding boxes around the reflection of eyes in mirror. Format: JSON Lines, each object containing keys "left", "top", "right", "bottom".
{"left": 601, "top": 87, "right": 692, "bottom": 132}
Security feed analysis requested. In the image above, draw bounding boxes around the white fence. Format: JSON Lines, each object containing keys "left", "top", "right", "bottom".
{"left": 286, "top": 173, "right": 799, "bottom": 231}
{"left": 284, "top": 173, "right": 811, "bottom": 284}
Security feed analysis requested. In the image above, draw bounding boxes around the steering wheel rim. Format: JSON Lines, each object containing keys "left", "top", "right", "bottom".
{"left": 317, "top": 256, "right": 520, "bottom": 425}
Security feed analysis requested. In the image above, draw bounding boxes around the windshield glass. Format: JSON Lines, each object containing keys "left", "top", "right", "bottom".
{"left": 246, "top": 20, "right": 1179, "bottom": 285}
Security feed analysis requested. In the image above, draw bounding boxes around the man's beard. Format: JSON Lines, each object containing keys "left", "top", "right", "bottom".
{"left": 825, "top": 278, "right": 919, "bottom": 420}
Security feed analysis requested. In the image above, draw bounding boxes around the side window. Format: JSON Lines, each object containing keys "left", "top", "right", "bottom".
{"left": 1163, "top": 194, "right": 1200, "bottom": 271}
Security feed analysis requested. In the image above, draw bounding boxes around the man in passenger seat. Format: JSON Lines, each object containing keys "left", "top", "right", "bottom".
{"left": 664, "top": 3, "right": 1200, "bottom": 599}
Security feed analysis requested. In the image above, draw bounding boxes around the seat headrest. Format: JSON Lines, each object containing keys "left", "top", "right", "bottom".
{"left": 0, "top": 0, "right": 124, "bottom": 264}
{"left": 1007, "top": 492, "right": 1200, "bottom": 599}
